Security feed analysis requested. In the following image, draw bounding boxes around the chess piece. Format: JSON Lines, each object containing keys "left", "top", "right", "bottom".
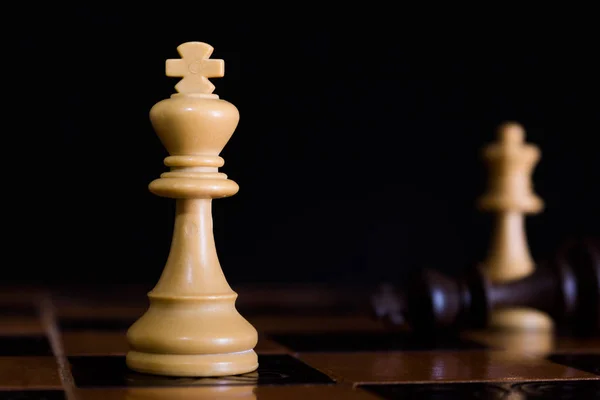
{"left": 126, "top": 42, "right": 258, "bottom": 377}
{"left": 374, "top": 238, "right": 600, "bottom": 334}
{"left": 477, "top": 122, "right": 552, "bottom": 331}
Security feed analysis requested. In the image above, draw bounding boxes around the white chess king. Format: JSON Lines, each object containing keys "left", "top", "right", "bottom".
{"left": 126, "top": 42, "right": 259, "bottom": 376}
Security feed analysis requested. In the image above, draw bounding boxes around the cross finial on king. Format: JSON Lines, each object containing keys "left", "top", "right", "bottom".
{"left": 166, "top": 42, "right": 225, "bottom": 94}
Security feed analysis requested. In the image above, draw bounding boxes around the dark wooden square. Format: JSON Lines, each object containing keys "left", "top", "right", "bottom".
{"left": 58, "top": 318, "right": 134, "bottom": 332}
{"left": 68, "top": 354, "right": 334, "bottom": 388}
{"left": 269, "top": 331, "right": 489, "bottom": 352}
{"left": 0, "top": 390, "right": 65, "bottom": 400}
{"left": 359, "top": 380, "right": 600, "bottom": 399}
{"left": 548, "top": 353, "right": 600, "bottom": 376}
{"left": 0, "top": 336, "right": 52, "bottom": 356}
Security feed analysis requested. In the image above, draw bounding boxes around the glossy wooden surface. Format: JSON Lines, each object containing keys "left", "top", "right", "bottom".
{"left": 75, "top": 385, "right": 382, "bottom": 400}
{"left": 299, "top": 351, "right": 598, "bottom": 384}
{"left": 0, "top": 357, "right": 62, "bottom": 389}
{"left": 0, "top": 283, "right": 598, "bottom": 399}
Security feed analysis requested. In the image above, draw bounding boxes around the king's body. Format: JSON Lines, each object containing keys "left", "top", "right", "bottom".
{"left": 126, "top": 42, "right": 258, "bottom": 377}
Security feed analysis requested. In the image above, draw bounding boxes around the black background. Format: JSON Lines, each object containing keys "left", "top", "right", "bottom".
{"left": 5, "top": 8, "right": 599, "bottom": 285}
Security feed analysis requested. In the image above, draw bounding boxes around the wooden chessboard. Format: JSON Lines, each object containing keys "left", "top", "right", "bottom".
{"left": 1, "top": 283, "right": 598, "bottom": 399}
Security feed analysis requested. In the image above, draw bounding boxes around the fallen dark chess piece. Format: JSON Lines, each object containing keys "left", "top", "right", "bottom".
{"left": 372, "top": 238, "right": 599, "bottom": 334}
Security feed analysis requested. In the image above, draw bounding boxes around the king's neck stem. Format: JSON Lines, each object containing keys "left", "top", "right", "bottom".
{"left": 150, "top": 198, "right": 233, "bottom": 297}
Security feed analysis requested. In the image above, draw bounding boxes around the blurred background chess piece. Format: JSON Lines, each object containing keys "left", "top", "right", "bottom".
{"left": 478, "top": 122, "right": 553, "bottom": 331}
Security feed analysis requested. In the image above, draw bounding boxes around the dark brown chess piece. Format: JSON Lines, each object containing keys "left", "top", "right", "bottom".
{"left": 372, "top": 238, "right": 599, "bottom": 334}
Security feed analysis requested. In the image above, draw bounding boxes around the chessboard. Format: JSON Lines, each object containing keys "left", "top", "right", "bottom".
{"left": 2, "top": 40, "right": 598, "bottom": 400}
{"left": 1, "top": 283, "right": 598, "bottom": 399}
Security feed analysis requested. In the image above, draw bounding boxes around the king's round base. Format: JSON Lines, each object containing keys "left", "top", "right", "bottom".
{"left": 489, "top": 307, "right": 554, "bottom": 332}
{"left": 126, "top": 349, "right": 259, "bottom": 377}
